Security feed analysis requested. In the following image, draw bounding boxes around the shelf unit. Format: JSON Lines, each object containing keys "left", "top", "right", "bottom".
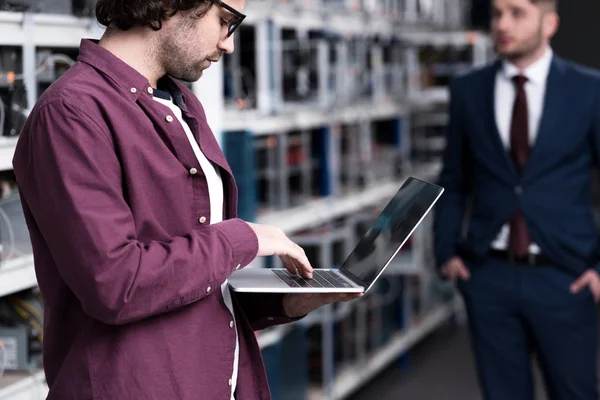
{"left": 256, "top": 160, "right": 441, "bottom": 234}
{"left": 0, "top": 370, "right": 47, "bottom": 400}
{"left": 309, "top": 298, "right": 463, "bottom": 400}
{"left": 258, "top": 295, "right": 465, "bottom": 399}
{"left": 0, "top": 255, "right": 36, "bottom": 298}
{"left": 0, "top": 138, "right": 18, "bottom": 172}
{"left": 0, "top": 1, "right": 491, "bottom": 398}
{"left": 258, "top": 179, "right": 403, "bottom": 233}
{"left": 222, "top": 102, "right": 406, "bottom": 135}
{"left": 0, "top": 11, "right": 104, "bottom": 47}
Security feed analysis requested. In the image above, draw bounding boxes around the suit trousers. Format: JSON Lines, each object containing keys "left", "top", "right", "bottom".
{"left": 457, "top": 257, "right": 599, "bottom": 400}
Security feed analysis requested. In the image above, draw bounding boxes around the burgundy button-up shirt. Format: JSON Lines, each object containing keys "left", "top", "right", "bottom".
{"left": 12, "top": 39, "right": 296, "bottom": 400}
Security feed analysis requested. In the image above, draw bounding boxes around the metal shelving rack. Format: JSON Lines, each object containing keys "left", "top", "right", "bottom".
{"left": 0, "top": 0, "right": 491, "bottom": 398}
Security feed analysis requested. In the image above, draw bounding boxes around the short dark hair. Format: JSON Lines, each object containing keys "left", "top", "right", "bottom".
{"left": 96, "top": 0, "right": 213, "bottom": 31}
{"left": 530, "top": 0, "right": 558, "bottom": 11}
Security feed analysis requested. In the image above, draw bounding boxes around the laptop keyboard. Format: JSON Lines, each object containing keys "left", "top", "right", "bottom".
{"left": 272, "top": 269, "right": 355, "bottom": 289}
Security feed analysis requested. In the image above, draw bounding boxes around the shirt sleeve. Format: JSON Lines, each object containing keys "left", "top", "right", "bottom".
{"left": 231, "top": 292, "right": 305, "bottom": 331}
{"left": 13, "top": 98, "right": 259, "bottom": 325}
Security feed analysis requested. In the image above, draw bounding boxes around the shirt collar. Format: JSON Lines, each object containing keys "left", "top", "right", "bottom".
{"left": 501, "top": 46, "right": 553, "bottom": 85}
{"left": 77, "top": 39, "right": 152, "bottom": 95}
{"left": 76, "top": 38, "right": 188, "bottom": 111}
{"left": 153, "top": 77, "right": 187, "bottom": 111}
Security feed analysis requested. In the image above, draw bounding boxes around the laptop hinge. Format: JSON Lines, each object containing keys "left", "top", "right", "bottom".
{"left": 339, "top": 269, "right": 365, "bottom": 288}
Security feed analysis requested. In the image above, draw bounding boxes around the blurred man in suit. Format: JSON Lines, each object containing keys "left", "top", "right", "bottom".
{"left": 434, "top": 0, "right": 600, "bottom": 399}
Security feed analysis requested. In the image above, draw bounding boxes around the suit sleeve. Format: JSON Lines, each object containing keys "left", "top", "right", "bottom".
{"left": 433, "top": 80, "right": 472, "bottom": 268}
{"left": 591, "top": 77, "right": 600, "bottom": 275}
{"left": 13, "top": 99, "right": 259, "bottom": 326}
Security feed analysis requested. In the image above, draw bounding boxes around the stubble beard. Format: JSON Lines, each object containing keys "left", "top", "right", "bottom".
{"left": 496, "top": 23, "right": 545, "bottom": 66}
{"left": 158, "top": 19, "right": 207, "bottom": 82}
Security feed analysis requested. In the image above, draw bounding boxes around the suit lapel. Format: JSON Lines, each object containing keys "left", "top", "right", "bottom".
{"left": 483, "top": 60, "right": 519, "bottom": 176}
{"left": 523, "top": 57, "right": 565, "bottom": 176}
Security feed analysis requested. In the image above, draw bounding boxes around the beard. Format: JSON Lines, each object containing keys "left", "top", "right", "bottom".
{"left": 160, "top": 48, "right": 221, "bottom": 83}
{"left": 495, "top": 23, "right": 544, "bottom": 64}
{"left": 157, "top": 18, "right": 219, "bottom": 82}
{"left": 165, "top": 58, "right": 206, "bottom": 82}
{"left": 158, "top": 39, "right": 208, "bottom": 82}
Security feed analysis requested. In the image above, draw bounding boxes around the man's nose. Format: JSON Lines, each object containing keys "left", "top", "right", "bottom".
{"left": 218, "top": 34, "right": 235, "bottom": 54}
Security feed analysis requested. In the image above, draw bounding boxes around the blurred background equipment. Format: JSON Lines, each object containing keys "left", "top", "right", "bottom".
{"left": 0, "top": 289, "right": 44, "bottom": 372}
{"left": 0, "top": 47, "right": 26, "bottom": 138}
{"left": 0, "top": 0, "right": 490, "bottom": 398}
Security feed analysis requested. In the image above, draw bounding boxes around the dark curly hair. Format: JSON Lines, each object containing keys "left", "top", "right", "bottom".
{"left": 96, "top": 0, "right": 214, "bottom": 31}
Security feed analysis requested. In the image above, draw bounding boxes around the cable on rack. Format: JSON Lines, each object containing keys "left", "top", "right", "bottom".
{"left": 7, "top": 297, "right": 43, "bottom": 343}
{"left": 13, "top": 53, "right": 76, "bottom": 81}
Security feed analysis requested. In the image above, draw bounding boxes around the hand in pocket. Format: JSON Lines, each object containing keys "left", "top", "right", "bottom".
{"left": 570, "top": 269, "right": 600, "bottom": 303}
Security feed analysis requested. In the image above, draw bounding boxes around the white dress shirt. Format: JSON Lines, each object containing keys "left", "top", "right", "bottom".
{"left": 490, "top": 47, "right": 553, "bottom": 254}
{"left": 153, "top": 92, "right": 239, "bottom": 400}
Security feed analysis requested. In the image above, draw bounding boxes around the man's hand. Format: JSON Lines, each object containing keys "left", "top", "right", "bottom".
{"left": 246, "top": 222, "right": 313, "bottom": 278}
{"left": 570, "top": 269, "right": 600, "bottom": 303}
{"left": 442, "top": 256, "right": 470, "bottom": 282}
{"left": 282, "top": 293, "right": 364, "bottom": 318}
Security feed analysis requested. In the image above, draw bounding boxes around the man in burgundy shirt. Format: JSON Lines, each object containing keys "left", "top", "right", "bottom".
{"left": 11, "top": 0, "right": 359, "bottom": 398}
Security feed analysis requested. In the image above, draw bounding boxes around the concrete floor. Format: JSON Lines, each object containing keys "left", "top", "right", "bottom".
{"left": 348, "top": 321, "right": 550, "bottom": 400}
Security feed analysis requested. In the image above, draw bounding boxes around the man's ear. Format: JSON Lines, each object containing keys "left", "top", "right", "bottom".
{"left": 543, "top": 11, "right": 560, "bottom": 39}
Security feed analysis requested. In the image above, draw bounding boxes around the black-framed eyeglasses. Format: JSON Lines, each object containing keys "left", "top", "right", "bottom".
{"left": 213, "top": 0, "right": 246, "bottom": 37}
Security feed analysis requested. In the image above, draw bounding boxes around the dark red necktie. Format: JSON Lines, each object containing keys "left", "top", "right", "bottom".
{"left": 508, "top": 75, "right": 530, "bottom": 258}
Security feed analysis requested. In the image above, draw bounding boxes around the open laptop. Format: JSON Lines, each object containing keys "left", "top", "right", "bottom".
{"left": 228, "top": 177, "right": 444, "bottom": 293}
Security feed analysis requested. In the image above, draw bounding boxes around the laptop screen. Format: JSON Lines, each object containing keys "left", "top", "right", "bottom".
{"left": 340, "top": 177, "right": 444, "bottom": 290}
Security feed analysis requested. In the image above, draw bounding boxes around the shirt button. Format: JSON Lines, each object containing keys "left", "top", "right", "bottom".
{"left": 206, "top": 286, "right": 211, "bottom": 293}
{"left": 229, "top": 321, "right": 234, "bottom": 328}
{"left": 199, "top": 216, "right": 207, "bottom": 224}
{"left": 515, "top": 186, "right": 523, "bottom": 195}
{"left": 189, "top": 168, "right": 198, "bottom": 175}
{"left": 228, "top": 379, "right": 232, "bottom": 387}
{"left": 130, "top": 87, "right": 137, "bottom": 94}
{"left": 166, "top": 115, "right": 174, "bottom": 123}
{"left": 147, "top": 87, "right": 153, "bottom": 95}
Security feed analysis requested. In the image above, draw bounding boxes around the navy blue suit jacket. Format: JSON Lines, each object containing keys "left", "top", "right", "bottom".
{"left": 433, "top": 56, "right": 600, "bottom": 277}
